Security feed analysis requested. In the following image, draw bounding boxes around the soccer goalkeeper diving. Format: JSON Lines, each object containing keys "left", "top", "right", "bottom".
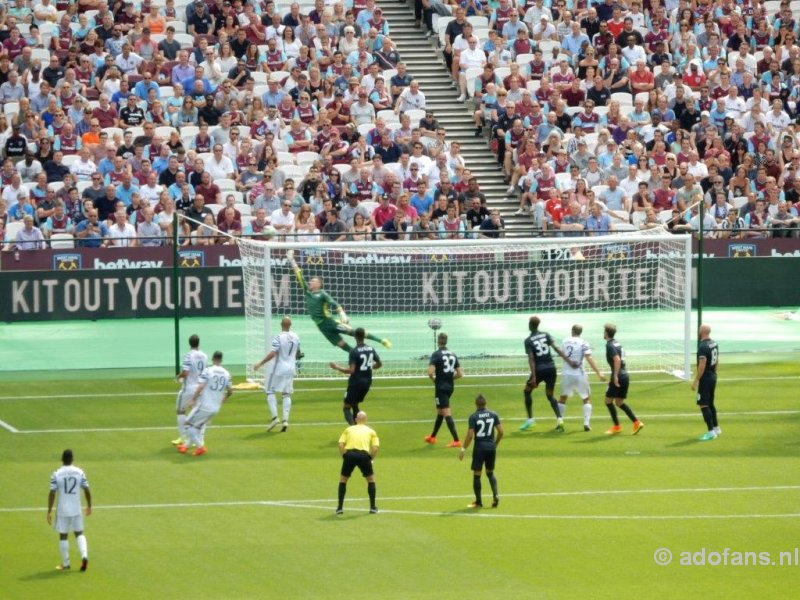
{"left": 289, "top": 254, "right": 392, "bottom": 353}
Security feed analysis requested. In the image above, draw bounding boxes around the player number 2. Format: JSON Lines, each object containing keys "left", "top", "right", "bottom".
{"left": 475, "top": 417, "right": 494, "bottom": 438}
{"left": 62, "top": 476, "right": 77, "bottom": 495}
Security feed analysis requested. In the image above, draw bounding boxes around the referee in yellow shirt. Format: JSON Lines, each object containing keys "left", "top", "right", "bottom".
{"left": 337, "top": 411, "right": 380, "bottom": 515}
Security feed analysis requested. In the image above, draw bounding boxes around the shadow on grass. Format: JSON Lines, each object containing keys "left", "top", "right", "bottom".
{"left": 19, "top": 569, "right": 72, "bottom": 581}
{"left": 665, "top": 438, "right": 703, "bottom": 448}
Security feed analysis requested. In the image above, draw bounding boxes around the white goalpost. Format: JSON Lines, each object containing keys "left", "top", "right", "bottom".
{"left": 237, "top": 232, "right": 693, "bottom": 381}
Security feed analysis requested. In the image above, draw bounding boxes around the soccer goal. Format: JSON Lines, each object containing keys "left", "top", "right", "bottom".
{"left": 237, "top": 232, "right": 693, "bottom": 381}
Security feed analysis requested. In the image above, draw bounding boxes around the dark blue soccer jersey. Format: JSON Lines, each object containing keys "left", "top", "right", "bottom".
{"left": 524, "top": 331, "right": 556, "bottom": 369}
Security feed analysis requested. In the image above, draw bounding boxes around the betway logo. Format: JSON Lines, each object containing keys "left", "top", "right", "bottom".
{"left": 94, "top": 258, "right": 164, "bottom": 269}
{"left": 343, "top": 253, "right": 412, "bottom": 265}
{"left": 771, "top": 248, "right": 800, "bottom": 257}
{"left": 219, "top": 256, "right": 289, "bottom": 267}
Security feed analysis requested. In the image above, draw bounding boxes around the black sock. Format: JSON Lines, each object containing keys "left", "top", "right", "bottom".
{"left": 547, "top": 394, "right": 561, "bottom": 418}
{"left": 431, "top": 414, "right": 444, "bottom": 437}
{"left": 343, "top": 407, "right": 354, "bottom": 425}
{"left": 473, "top": 475, "right": 482, "bottom": 504}
{"left": 607, "top": 403, "right": 619, "bottom": 425}
{"left": 367, "top": 482, "right": 376, "bottom": 509}
{"left": 445, "top": 416, "right": 459, "bottom": 441}
{"left": 701, "top": 406, "right": 714, "bottom": 431}
{"left": 619, "top": 403, "right": 637, "bottom": 423}
{"left": 524, "top": 390, "right": 532, "bottom": 418}
{"left": 337, "top": 482, "right": 346, "bottom": 509}
{"left": 488, "top": 473, "right": 498, "bottom": 499}
{"left": 709, "top": 403, "right": 718, "bottom": 427}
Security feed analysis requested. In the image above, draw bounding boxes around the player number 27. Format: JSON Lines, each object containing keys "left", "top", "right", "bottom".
{"left": 475, "top": 417, "right": 494, "bottom": 438}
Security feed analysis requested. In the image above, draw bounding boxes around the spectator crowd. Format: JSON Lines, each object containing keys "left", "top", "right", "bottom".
{"left": 435, "top": 0, "right": 800, "bottom": 238}
{"left": 0, "top": 0, "right": 509, "bottom": 253}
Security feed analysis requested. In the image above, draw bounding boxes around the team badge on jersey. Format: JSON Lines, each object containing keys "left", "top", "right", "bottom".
{"left": 53, "top": 253, "right": 82, "bottom": 271}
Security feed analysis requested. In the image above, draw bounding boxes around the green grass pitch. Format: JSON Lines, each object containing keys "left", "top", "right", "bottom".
{"left": 1, "top": 364, "right": 798, "bottom": 599}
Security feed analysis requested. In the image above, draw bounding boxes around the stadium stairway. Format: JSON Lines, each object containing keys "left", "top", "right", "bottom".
{"left": 379, "top": 2, "right": 533, "bottom": 237}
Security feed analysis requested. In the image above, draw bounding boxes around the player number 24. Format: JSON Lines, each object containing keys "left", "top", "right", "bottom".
{"left": 359, "top": 352, "right": 374, "bottom": 371}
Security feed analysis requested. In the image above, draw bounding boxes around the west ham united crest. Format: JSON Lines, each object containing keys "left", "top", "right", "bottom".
{"left": 178, "top": 250, "right": 205, "bottom": 268}
{"left": 728, "top": 244, "right": 756, "bottom": 258}
{"left": 53, "top": 254, "right": 82, "bottom": 271}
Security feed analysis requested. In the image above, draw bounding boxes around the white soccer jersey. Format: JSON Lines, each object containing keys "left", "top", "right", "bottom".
{"left": 269, "top": 331, "right": 300, "bottom": 377}
{"left": 196, "top": 365, "right": 232, "bottom": 412}
{"left": 182, "top": 349, "right": 209, "bottom": 387}
{"left": 562, "top": 336, "right": 592, "bottom": 376}
{"left": 49, "top": 465, "right": 89, "bottom": 518}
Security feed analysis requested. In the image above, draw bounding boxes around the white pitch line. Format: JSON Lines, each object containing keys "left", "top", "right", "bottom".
{"left": 2, "top": 485, "right": 797, "bottom": 514}
{"left": 1, "top": 374, "right": 799, "bottom": 401}
{"left": 12, "top": 409, "right": 800, "bottom": 435}
{"left": 0, "top": 418, "right": 19, "bottom": 433}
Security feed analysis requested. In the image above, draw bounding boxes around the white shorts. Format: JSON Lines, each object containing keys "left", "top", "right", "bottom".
{"left": 185, "top": 406, "right": 218, "bottom": 429}
{"left": 560, "top": 373, "right": 591, "bottom": 400}
{"left": 266, "top": 373, "right": 294, "bottom": 395}
{"left": 176, "top": 383, "right": 199, "bottom": 413}
{"left": 54, "top": 513, "right": 84, "bottom": 534}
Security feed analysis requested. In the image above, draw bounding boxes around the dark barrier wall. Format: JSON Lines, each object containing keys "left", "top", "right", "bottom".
{"left": 2, "top": 258, "right": 800, "bottom": 322}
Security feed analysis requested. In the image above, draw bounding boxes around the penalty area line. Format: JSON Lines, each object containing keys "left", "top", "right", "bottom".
{"left": 2, "top": 484, "right": 798, "bottom": 514}
{"left": 12, "top": 409, "right": 800, "bottom": 434}
{"left": 2, "top": 374, "right": 800, "bottom": 401}
{"left": 0, "top": 418, "right": 19, "bottom": 433}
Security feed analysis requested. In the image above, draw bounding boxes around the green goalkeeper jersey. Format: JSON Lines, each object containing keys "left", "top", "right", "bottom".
{"left": 295, "top": 269, "right": 340, "bottom": 325}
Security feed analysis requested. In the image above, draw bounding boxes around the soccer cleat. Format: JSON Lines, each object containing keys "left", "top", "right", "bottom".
{"left": 491, "top": 497, "right": 499, "bottom": 508}
{"left": 55, "top": 564, "right": 70, "bottom": 571}
{"left": 632, "top": 420, "right": 645, "bottom": 435}
{"left": 266, "top": 417, "right": 279, "bottom": 432}
{"left": 424, "top": 435, "right": 437, "bottom": 444}
{"left": 171, "top": 437, "right": 185, "bottom": 446}
{"left": 335, "top": 508, "right": 343, "bottom": 515}
{"left": 281, "top": 421, "right": 288, "bottom": 432}
{"left": 447, "top": 440, "right": 462, "bottom": 448}
{"left": 605, "top": 425, "right": 623, "bottom": 435}
{"left": 519, "top": 418, "right": 534, "bottom": 431}
{"left": 381, "top": 338, "right": 392, "bottom": 349}
{"left": 192, "top": 446, "right": 208, "bottom": 456}
{"left": 369, "top": 507, "right": 379, "bottom": 514}
{"left": 467, "top": 501, "right": 483, "bottom": 509}
{"left": 699, "top": 431, "right": 717, "bottom": 441}
{"left": 584, "top": 425, "right": 592, "bottom": 432}
{"left": 554, "top": 423, "right": 565, "bottom": 432}
{"left": 176, "top": 444, "right": 188, "bottom": 454}
{"left": 713, "top": 427, "right": 722, "bottom": 436}
{"left": 80, "top": 558, "right": 88, "bottom": 572}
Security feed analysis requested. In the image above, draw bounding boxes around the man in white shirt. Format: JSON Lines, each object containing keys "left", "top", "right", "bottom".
{"left": 205, "top": 144, "right": 235, "bottom": 181}
{"left": 557, "top": 324, "right": 606, "bottom": 431}
{"left": 173, "top": 334, "right": 208, "bottom": 447}
{"left": 270, "top": 198, "right": 296, "bottom": 239}
{"left": 47, "top": 449, "right": 91, "bottom": 572}
{"left": 619, "top": 165, "right": 642, "bottom": 200}
{"left": 394, "top": 80, "right": 426, "bottom": 114}
{"left": 179, "top": 350, "right": 232, "bottom": 456}
{"left": 686, "top": 151, "right": 709, "bottom": 179}
{"left": 253, "top": 316, "right": 301, "bottom": 432}
{"left": 106, "top": 210, "right": 137, "bottom": 247}
{"left": 764, "top": 99, "right": 792, "bottom": 135}
{"left": 456, "top": 37, "right": 486, "bottom": 103}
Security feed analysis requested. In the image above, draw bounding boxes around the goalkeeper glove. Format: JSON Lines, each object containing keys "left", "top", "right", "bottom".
{"left": 338, "top": 310, "right": 349, "bottom": 324}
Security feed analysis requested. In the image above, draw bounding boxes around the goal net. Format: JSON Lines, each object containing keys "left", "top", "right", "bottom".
{"left": 237, "top": 232, "right": 692, "bottom": 381}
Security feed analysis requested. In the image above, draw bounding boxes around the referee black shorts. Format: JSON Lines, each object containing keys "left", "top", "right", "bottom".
{"left": 471, "top": 446, "right": 496, "bottom": 472}
{"left": 341, "top": 450, "right": 373, "bottom": 478}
